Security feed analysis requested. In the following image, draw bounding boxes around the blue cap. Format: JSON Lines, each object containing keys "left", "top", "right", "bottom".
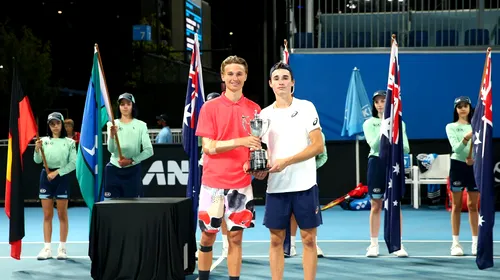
{"left": 454, "top": 96, "right": 471, "bottom": 107}
{"left": 373, "top": 90, "right": 387, "bottom": 100}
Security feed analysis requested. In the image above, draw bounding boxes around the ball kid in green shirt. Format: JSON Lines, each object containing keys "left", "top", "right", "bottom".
{"left": 34, "top": 112, "right": 76, "bottom": 260}
{"left": 104, "top": 93, "right": 153, "bottom": 199}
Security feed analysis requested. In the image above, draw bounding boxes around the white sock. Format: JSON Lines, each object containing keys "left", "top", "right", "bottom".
{"left": 291, "top": 236, "right": 296, "bottom": 247}
{"left": 472, "top": 236, "right": 478, "bottom": 244}
{"left": 370, "top": 237, "right": 378, "bottom": 246}
{"left": 44, "top": 243, "right": 51, "bottom": 249}
{"left": 59, "top": 242, "right": 66, "bottom": 249}
{"left": 222, "top": 234, "right": 228, "bottom": 248}
{"left": 452, "top": 235, "right": 459, "bottom": 244}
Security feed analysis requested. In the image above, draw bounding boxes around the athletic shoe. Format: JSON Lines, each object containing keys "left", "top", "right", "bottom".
{"left": 37, "top": 247, "right": 52, "bottom": 260}
{"left": 366, "top": 244, "right": 379, "bottom": 257}
{"left": 451, "top": 243, "right": 464, "bottom": 256}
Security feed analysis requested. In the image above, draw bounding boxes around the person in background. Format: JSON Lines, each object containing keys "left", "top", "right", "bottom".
{"left": 445, "top": 96, "right": 478, "bottom": 256}
{"left": 362, "top": 90, "right": 410, "bottom": 258}
{"left": 105, "top": 93, "right": 154, "bottom": 199}
{"left": 155, "top": 114, "right": 173, "bottom": 144}
{"left": 64, "top": 119, "right": 80, "bottom": 144}
{"left": 34, "top": 112, "right": 76, "bottom": 260}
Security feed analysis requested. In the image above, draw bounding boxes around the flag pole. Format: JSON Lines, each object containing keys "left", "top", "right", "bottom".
{"left": 94, "top": 43, "right": 123, "bottom": 159}
{"left": 356, "top": 136, "right": 360, "bottom": 183}
{"left": 35, "top": 117, "right": 50, "bottom": 175}
{"left": 468, "top": 47, "right": 492, "bottom": 161}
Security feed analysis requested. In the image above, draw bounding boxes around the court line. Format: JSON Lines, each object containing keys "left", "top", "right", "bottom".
{"left": 211, "top": 256, "right": 225, "bottom": 271}
{"left": 2, "top": 240, "right": 499, "bottom": 244}
{"left": 243, "top": 255, "right": 500, "bottom": 259}
{"left": 193, "top": 255, "right": 225, "bottom": 280}
{"left": 1, "top": 255, "right": 499, "bottom": 260}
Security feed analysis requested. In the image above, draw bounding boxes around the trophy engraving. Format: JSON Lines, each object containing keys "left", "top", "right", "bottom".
{"left": 242, "top": 110, "right": 271, "bottom": 171}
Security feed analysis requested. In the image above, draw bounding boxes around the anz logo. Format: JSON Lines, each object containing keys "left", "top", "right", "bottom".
{"left": 142, "top": 160, "right": 189, "bottom": 186}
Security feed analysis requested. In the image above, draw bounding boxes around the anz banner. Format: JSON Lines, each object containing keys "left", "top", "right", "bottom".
{"left": 0, "top": 142, "right": 499, "bottom": 207}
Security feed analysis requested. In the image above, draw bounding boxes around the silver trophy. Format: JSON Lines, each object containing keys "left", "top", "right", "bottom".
{"left": 242, "top": 110, "right": 271, "bottom": 171}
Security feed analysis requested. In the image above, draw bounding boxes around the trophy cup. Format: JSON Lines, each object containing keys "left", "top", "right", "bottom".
{"left": 242, "top": 110, "right": 271, "bottom": 171}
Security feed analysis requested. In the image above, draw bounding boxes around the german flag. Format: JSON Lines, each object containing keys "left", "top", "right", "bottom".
{"left": 5, "top": 61, "right": 37, "bottom": 260}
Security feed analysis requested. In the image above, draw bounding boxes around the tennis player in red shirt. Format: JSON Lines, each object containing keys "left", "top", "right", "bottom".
{"left": 196, "top": 56, "right": 265, "bottom": 280}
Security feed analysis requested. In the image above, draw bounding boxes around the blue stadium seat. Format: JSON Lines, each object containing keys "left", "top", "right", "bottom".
{"left": 408, "top": 31, "right": 428, "bottom": 47}
{"left": 347, "top": 32, "right": 372, "bottom": 47}
{"left": 293, "top": 32, "right": 314, "bottom": 48}
{"left": 436, "top": 30, "right": 459, "bottom": 46}
{"left": 464, "top": 29, "right": 489, "bottom": 46}
{"left": 320, "top": 32, "right": 344, "bottom": 48}
{"left": 379, "top": 31, "right": 398, "bottom": 47}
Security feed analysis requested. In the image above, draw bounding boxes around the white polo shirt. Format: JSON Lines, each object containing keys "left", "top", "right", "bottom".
{"left": 260, "top": 97, "right": 321, "bottom": 193}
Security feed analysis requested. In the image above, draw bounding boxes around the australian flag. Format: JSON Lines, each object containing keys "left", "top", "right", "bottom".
{"left": 182, "top": 33, "right": 205, "bottom": 229}
{"left": 379, "top": 37, "right": 404, "bottom": 254}
{"left": 472, "top": 49, "right": 494, "bottom": 270}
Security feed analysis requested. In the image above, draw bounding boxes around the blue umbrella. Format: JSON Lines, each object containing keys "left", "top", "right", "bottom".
{"left": 341, "top": 67, "right": 372, "bottom": 183}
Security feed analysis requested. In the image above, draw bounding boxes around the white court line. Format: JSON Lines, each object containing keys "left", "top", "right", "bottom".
{"left": 1, "top": 255, "right": 500, "bottom": 260}
{"left": 2, "top": 240, "right": 500, "bottom": 244}
{"left": 240, "top": 255, "right": 500, "bottom": 259}
{"left": 0, "top": 256, "right": 90, "bottom": 259}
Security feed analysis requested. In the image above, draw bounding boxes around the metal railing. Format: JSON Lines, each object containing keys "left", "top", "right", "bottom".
{"left": 288, "top": 0, "right": 500, "bottom": 49}
{"left": 0, "top": 128, "right": 184, "bottom": 146}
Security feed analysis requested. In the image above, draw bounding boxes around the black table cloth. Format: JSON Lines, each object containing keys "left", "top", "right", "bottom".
{"left": 89, "top": 197, "right": 196, "bottom": 280}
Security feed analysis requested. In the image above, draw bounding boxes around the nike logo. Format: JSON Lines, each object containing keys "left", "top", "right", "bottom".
{"left": 83, "top": 135, "right": 98, "bottom": 156}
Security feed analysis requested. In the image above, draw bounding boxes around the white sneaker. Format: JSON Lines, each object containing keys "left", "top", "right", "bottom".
{"left": 285, "top": 245, "right": 297, "bottom": 257}
{"left": 366, "top": 244, "right": 379, "bottom": 257}
{"left": 451, "top": 243, "right": 464, "bottom": 256}
{"left": 393, "top": 245, "right": 408, "bottom": 258}
{"left": 472, "top": 242, "right": 478, "bottom": 256}
{"left": 222, "top": 246, "right": 228, "bottom": 257}
{"left": 316, "top": 245, "right": 324, "bottom": 258}
{"left": 37, "top": 247, "right": 52, "bottom": 260}
{"left": 57, "top": 247, "right": 67, "bottom": 260}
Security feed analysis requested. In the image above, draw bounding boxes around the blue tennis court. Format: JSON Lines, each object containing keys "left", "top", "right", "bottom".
{"left": 1, "top": 206, "right": 499, "bottom": 279}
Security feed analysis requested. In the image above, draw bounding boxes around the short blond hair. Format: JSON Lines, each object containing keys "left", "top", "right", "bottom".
{"left": 220, "top": 55, "right": 248, "bottom": 74}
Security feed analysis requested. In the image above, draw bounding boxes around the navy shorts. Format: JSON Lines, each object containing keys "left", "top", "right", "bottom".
{"left": 263, "top": 185, "right": 322, "bottom": 230}
{"left": 449, "top": 159, "right": 478, "bottom": 192}
{"left": 39, "top": 169, "right": 69, "bottom": 200}
{"left": 367, "top": 156, "right": 386, "bottom": 199}
{"left": 104, "top": 163, "right": 143, "bottom": 199}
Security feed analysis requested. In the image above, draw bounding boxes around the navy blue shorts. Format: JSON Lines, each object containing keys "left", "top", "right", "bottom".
{"left": 104, "top": 163, "right": 143, "bottom": 199}
{"left": 263, "top": 185, "right": 322, "bottom": 230}
{"left": 449, "top": 159, "right": 478, "bottom": 192}
{"left": 39, "top": 169, "right": 69, "bottom": 200}
{"left": 367, "top": 156, "right": 386, "bottom": 200}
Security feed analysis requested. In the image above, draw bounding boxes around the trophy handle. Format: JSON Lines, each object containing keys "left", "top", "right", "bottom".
{"left": 241, "top": 116, "right": 251, "bottom": 136}
{"left": 260, "top": 120, "right": 271, "bottom": 138}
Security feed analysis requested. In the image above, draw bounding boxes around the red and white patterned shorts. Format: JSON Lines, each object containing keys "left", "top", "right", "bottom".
{"left": 198, "top": 184, "right": 255, "bottom": 233}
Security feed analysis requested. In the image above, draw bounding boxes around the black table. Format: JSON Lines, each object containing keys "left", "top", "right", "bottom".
{"left": 89, "top": 197, "right": 196, "bottom": 280}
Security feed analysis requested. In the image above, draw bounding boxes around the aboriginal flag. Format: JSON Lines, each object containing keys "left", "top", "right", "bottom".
{"left": 5, "top": 61, "right": 37, "bottom": 260}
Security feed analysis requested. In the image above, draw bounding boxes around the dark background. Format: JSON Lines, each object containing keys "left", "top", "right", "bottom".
{"left": 0, "top": 0, "right": 289, "bottom": 137}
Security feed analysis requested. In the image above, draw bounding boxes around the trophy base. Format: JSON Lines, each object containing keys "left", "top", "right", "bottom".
{"left": 249, "top": 150, "right": 268, "bottom": 171}
{"left": 248, "top": 165, "right": 270, "bottom": 172}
